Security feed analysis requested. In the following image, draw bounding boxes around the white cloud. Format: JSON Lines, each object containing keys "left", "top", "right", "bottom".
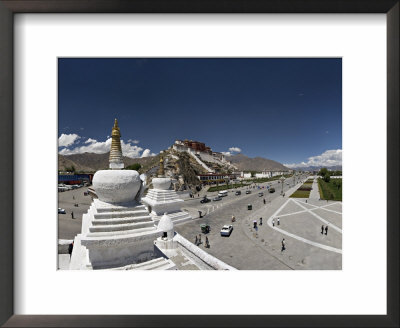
{"left": 58, "top": 133, "right": 80, "bottom": 147}
{"left": 85, "top": 138, "right": 97, "bottom": 144}
{"left": 229, "top": 147, "right": 241, "bottom": 153}
{"left": 221, "top": 151, "right": 232, "bottom": 156}
{"left": 284, "top": 149, "right": 342, "bottom": 168}
{"left": 59, "top": 137, "right": 148, "bottom": 158}
{"left": 128, "top": 139, "right": 140, "bottom": 144}
{"left": 141, "top": 149, "right": 156, "bottom": 158}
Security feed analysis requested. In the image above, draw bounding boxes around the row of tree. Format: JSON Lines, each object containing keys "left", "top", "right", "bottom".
{"left": 318, "top": 167, "right": 342, "bottom": 182}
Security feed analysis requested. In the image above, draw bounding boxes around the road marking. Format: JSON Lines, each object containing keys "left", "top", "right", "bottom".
{"left": 265, "top": 198, "right": 342, "bottom": 254}
{"left": 266, "top": 222, "right": 342, "bottom": 254}
{"left": 275, "top": 209, "right": 308, "bottom": 218}
{"left": 295, "top": 199, "right": 342, "bottom": 215}
{"left": 293, "top": 200, "right": 342, "bottom": 233}
{"left": 315, "top": 207, "right": 342, "bottom": 215}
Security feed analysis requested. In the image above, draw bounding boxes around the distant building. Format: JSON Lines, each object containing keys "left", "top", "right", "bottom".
{"left": 197, "top": 172, "right": 240, "bottom": 183}
{"left": 58, "top": 174, "right": 93, "bottom": 185}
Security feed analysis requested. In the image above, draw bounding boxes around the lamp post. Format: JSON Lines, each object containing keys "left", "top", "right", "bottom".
{"left": 280, "top": 175, "right": 285, "bottom": 194}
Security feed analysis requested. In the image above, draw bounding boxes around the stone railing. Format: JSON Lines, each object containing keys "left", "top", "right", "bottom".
{"left": 174, "top": 233, "right": 237, "bottom": 270}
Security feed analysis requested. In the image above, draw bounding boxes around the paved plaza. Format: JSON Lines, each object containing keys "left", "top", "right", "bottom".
{"left": 174, "top": 176, "right": 342, "bottom": 270}
{"left": 58, "top": 175, "right": 342, "bottom": 269}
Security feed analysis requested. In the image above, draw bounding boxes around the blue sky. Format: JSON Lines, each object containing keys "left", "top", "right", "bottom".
{"left": 58, "top": 58, "right": 342, "bottom": 167}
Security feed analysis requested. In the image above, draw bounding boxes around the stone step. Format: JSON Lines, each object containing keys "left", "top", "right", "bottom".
{"left": 144, "top": 193, "right": 181, "bottom": 200}
{"left": 92, "top": 215, "right": 153, "bottom": 226}
{"left": 168, "top": 212, "right": 192, "bottom": 225}
{"left": 94, "top": 210, "right": 150, "bottom": 219}
{"left": 95, "top": 202, "right": 148, "bottom": 213}
{"left": 89, "top": 220, "right": 155, "bottom": 233}
{"left": 131, "top": 257, "right": 175, "bottom": 270}
{"left": 86, "top": 226, "right": 157, "bottom": 238}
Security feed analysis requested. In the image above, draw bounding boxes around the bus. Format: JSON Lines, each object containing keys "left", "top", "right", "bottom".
{"left": 218, "top": 190, "right": 228, "bottom": 197}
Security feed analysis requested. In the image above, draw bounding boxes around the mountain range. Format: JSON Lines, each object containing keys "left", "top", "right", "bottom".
{"left": 286, "top": 165, "right": 342, "bottom": 172}
{"left": 226, "top": 154, "right": 288, "bottom": 171}
{"left": 58, "top": 152, "right": 288, "bottom": 173}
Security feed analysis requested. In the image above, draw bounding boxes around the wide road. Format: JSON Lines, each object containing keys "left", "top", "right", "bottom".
{"left": 181, "top": 174, "right": 308, "bottom": 219}
{"left": 174, "top": 174, "right": 334, "bottom": 270}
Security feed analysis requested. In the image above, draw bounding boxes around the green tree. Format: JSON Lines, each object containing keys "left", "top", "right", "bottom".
{"left": 323, "top": 174, "right": 331, "bottom": 183}
{"left": 319, "top": 167, "right": 328, "bottom": 177}
{"left": 125, "top": 163, "right": 142, "bottom": 171}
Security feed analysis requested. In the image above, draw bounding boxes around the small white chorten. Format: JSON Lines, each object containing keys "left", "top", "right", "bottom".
{"left": 141, "top": 157, "right": 192, "bottom": 225}
{"left": 154, "top": 213, "right": 177, "bottom": 256}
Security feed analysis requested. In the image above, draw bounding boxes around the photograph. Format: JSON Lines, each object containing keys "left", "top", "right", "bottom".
{"left": 57, "top": 58, "right": 342, "bottom": 271}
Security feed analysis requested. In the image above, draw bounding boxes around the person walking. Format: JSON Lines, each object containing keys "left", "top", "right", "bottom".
{"left": 198, "top": 234, "right": 202, "bottom": 244}
{"left": 205, "top": 236, "right": 210, "bottom": 248}
{"left": 272, "top": 218, "right": 275, "bottom": 227}
{"left": 325, "top": 225, "right": 328, "bottom": 235}
{"left": 277, "top": 218, "right": 280, "bottom": 226}
{"left": 281, "top": 238, "right": 286, "bottom": 252}
{"left": 321, "top": 225, "right": 324, "bottom": 234}
{"left": 195, "top": 235, "right": 198, "bottom": 245}
{"left": 263, "top": 199, "right": 266, "bottom": 205}
{"left": 68, "top": 241, "right": 74, "bottom": 258}
{"left": 71, "top": 211, "right": 74, "bottom": 219}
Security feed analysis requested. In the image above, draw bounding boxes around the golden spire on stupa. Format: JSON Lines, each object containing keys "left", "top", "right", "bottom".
{"left": 109, "top": 118, "right": 124, "bottom": 169}
{"left": 158, "top": 156, "right": 165, "bottom": 177}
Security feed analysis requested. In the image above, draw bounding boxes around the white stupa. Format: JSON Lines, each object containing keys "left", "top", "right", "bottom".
{"left": 141, "top": 156, "right": 192, "bottom": 225}
{"left": 154, "top": 213, "right": 178, "bottom": 257}
{"left": 69, "top": 119, "right": 161, "bottom": 270}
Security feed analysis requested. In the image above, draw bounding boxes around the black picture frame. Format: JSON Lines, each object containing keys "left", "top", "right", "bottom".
{"left": 0, "top": 1, "right": 398, "bottom": 327}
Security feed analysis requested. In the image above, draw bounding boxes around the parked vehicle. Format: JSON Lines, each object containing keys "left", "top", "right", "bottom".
{"left": 258, "top": 192, "right": 264, "bottom": 197}
{"left": 58, "top": 208, "right": 66, "bottom": 214}
{"left": 269, "top": 188, "right": 275, "bottom": 193}
{"left": 246, "top": 190, "right": 251, "bottom": 194}
{"left": 213, "top": 196, "right": 222, "bottom": 201}
{"left": 235, "top": 191, "right": 241, "bottom": 195}
{"left": 200, "top": 197, "right": 211, "bottom": 203}
{"left": 220, "top": 225, "right": 233, "bottom": 236}
{"left": 248, "top": 204, "right": 252, "bottom": 210}
{"left": 218, "top": 190, "right": 228, "bottom": 197}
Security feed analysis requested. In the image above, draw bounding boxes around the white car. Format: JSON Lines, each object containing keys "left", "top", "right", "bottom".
{"left": 220, "top": 225, "right": 233, "bottom": 236}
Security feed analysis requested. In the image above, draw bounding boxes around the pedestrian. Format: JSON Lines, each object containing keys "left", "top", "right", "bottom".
{"left": 325, "top": 225, "right": 328, "bottom": 235}
{"left": 205, "top": 236, "right": 210, "bottom": 248}
{"left": 306, "top": 200, "right": 307, "bottom": 203}
{"left": 277, "top": 218, "right": 280, "bottom": 225}
{"left": 281, "top": 238, "right": 286, "bottom": 252}
{"left": 195, "top": 235, "right": 198, "bottom": 245}
{"left": 73, "top": 195, "right": 75, "bottom": 200}
{"left": 259, "top": 217, "right": 262, "bottom": 225}
{"left": 71, "top": 211, "right": 74, "bottom": 219}
{"left": 198, "top": 210, "right": 202, "bottom": 218}
{"left": 198, "top": 234, "right": 202, "bottom": 244}
{"left": 272, "top": 218, "right": 275, "bottom": 227}
{"left": 198, "top": 193, "right": 200, "bottom": 197}
{"left": 68, "top": 241, "right": 74, "bottom": 258}
{"left": 321, "top": 225, "right": 324, "bottom": 234}
{"left": 263, "top": 199, "right": 266, "bottom": 205}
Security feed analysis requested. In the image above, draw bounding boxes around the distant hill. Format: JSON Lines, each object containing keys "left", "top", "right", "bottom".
{"left": 226, "top": 154, "right": 288, "bottom": 171}
{"left": 287, "top": 165, "right": 342, "bottom": 172}
{"left": 59, "top": 151, "right": 289, "bottom": 174}
{"left": 58, "top": 152, "right": 159, "bottom": 173}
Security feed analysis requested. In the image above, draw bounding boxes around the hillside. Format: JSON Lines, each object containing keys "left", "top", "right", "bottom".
{"left": 58, "top": 152, "right": 160, "bottom": 173}
{"left": 226, "top": 154, "right": 288, "bottom": 171}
